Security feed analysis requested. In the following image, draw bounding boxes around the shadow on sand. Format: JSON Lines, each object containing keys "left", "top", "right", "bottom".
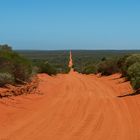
{"left": 118, "top": 90, "right": 140, "bottom": 98}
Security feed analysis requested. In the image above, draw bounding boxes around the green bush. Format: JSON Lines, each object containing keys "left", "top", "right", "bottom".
{"left": 117, "top": 55, "right": 130, "bottom": 76}
{"left": 11, "top": 53, "right": 32, "bottom": 83}
{"left": 0, "top": 47, "right": 32, "bottom": 84}
{"left": 125, "top": 54, "right": 140, "bottom": 67}
{"left": 117, "top": 54, "right": 140, "bottom": 79}
{"left": 82, "top": 65, "right": 97, "bottom": 74}
{"left": 0, "top": 73, "right": 14, "bottom": 87}
{"left": 98, "top": 59, "right": 119, "bottom": 75}
{"left": 127, "top": 62, "right": 140, "bottom": 90}
{"left": 39, "top": 61, "right": 57, "bottom": 75}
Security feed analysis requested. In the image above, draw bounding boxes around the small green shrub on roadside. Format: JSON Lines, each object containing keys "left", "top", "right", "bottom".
{"left": 98, "top": 59, "right": 119, "bottom": 75}
{"left": 11, "top": 53, "right": 32, "bottom": 83}
{"left": 127, "top": 62, "right": 140, "bottom": 90}
{"left": 39, "top": 61, "right": 57, "bottom": 75}
{"left": 117, "top": 55, "right": 130, "bottom": 77}
{"left": 123, "top": 54, "right": 140, "bottom": 78}
{"left": 82, "top": 65, "right": 97, "bottom": 74}
{"left": 117, "top": 54, "right": 140, "bottom": 79}
{"left": 125, "top": 54, "right": 140, "bottom": 68}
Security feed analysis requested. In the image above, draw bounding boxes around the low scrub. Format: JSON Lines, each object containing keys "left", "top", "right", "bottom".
{"left": 122, "top": 54, "right": 140, "bottom": 78}
{"left": 127, "top": 62, "right": 140, "bottom": 90}
{"left": 98, "top": 59, "right": 119, "bottom": 75}
{"left": 82, "top": 65, "right": 97, "bottom": 74}
{"left": 0, "top": 44, "right": 32, "bottom": 86}
{"left": 38, "top": 61, "right": 57, "bottom": 75}
{"left": 117, "top": 55, "right": 130, "bottom": 77}
{"left": 0, "top": 73, "right": 14, "bottom": 87}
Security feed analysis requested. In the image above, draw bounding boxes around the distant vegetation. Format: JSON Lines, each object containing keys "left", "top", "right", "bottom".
{"left": 16, "top": 50, "right": 70, "bottom": 74}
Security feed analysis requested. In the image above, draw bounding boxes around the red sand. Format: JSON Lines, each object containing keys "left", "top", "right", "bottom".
{"left": 0, "top": 52, "right": 140, "bottom": 140}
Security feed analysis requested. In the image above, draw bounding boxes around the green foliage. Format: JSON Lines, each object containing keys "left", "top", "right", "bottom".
{"left": 125, "top": 54, "right": 140, "bottom": 68}
{"left": 127, "top": 62, "right": 140, "bottom": 90}
{"left": 0, "top": 73, "right": 14, "bottom": 86}
{"left": 11, "top": 53, "right": 32, "bottom": 83}
{"left": 0, "top": 45, "right": 32, "bottom": 85}
{"left": 39, "top": 61, "right": 57, "bottom": 75}
{"left": 117, "top": 55, "right": 131, "bottom": 77}
{"left": 98, "top": 59, "right": 119, "bottom": 75}
{"left": 17, "top": 50, "right": 70, "bottom": 74}
{"left": 117, "top": 54, "right": 140, "bottom": 78}
{"left": 82, "top": 65, "right": 97, "bottom": 74}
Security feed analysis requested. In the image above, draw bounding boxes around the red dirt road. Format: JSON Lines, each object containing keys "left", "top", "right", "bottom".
{"left": 0, "top": 52, "right": 140, "bottom": 140}
{"left": 68, "top": 51, "right": 73, "bottom": 68}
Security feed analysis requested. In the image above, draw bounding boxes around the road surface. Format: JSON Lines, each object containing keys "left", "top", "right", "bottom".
{"left": 0, "top": 52, "right": 140, "bottom": 140}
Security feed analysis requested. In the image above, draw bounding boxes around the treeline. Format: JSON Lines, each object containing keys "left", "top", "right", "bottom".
{"left": 0, "top": 44, "right": 70, "bottom": 87}
{"left": 72, "top": 51, "right": 140, "bottom": 91}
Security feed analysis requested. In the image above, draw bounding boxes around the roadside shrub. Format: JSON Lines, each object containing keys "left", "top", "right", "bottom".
{"left": 0, "top": 47, "right": 32, "bottom": 84}
{"left": 125, "top": 54, "right": 140, "bottom": 68}
{"left": 117, "top": 54, "right": 140, "bottom": 78}
{"left": 117, "top": 55, "right": 130, "bottom": 77}
{"left": 11, "top": 53, "right": 32, "bottom": 83}
{"left": 82, "top": 65, "right": 97, "bottom": 74}
{"left": 127, "top": 62, "right": 140, "bottom": 90}
{"left": 39, "top": 61, "right": 57, "bottom": 75}
{"left": 98, "top": 59, "right": 119, "bottom": 75}
{"left": 0, "top": 73, "right": 14, "bottom": 87}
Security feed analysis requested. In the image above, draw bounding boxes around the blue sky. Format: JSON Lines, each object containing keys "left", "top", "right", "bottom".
{"left": 0, "top": 0, "right": 140, "bottom": 50}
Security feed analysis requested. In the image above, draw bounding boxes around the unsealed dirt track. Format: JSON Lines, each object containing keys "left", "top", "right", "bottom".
{"left": 0, "top": 52, "right": 140, "bottom": 140}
